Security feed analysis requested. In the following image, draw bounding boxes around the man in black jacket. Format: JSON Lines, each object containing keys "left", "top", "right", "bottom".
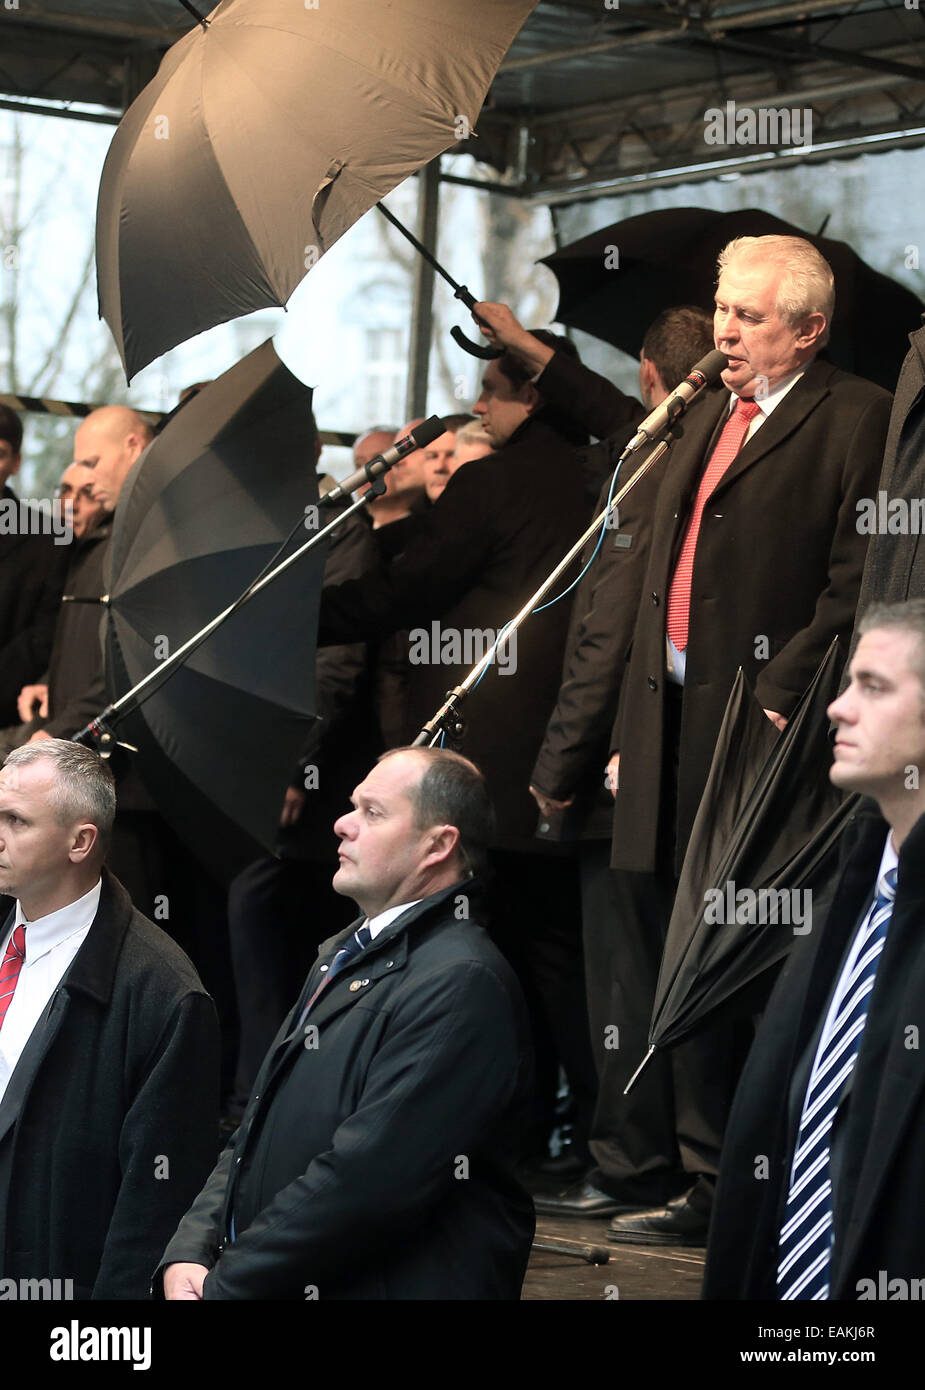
{"left": 0, "top": 405, "right": 69, "bottom": 726}
{"left": 705, "top": 599, "right": 925, "bottom": 1299}
{"left": 0, "top": 739, "right": 219, "bottom": 1298}
{"left": 160, "top": 747, "right": 535, "bottom": 1300}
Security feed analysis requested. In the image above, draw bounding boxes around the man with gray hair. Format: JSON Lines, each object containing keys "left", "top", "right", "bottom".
{"left": 0, "top": 739, "right": 219, "bottom": 1298}
{"left": 477, "top": 233, "right": 891, "bottom": 1243}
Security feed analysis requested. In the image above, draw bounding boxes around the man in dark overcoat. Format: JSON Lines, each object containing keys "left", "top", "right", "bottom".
{"left": 0, "top": 739, "right": 220, "bottom": 1299}
{"left": 476, "top": 235, "right": 892, "bottom": 1241}
{"left": 0, "top": 406, "right": 69, "bottom": 726}
{"left": 705, "top": 599, "right": 925, "bottom": 1299}
{"left": 159, "top": 747, "right": 535, "bottom": 1300}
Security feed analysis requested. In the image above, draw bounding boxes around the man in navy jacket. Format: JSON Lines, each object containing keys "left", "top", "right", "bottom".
{"left": 160, "top": 747, "right": 535, "bottom": 1300}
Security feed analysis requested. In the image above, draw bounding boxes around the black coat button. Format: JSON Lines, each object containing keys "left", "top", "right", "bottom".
{"left": 648, "top": 676, "right": 658, "bottom": 691}
{"left": 651, "top": 592, "right": 659, "bottom": 605}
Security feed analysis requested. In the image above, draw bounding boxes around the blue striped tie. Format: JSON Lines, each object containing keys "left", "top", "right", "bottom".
{"left": 777, "top": 865, "right": 897, "bottom": 1300}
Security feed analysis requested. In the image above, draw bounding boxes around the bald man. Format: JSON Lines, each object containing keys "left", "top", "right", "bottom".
{"left": 360, "top": 420, "right": 428, "bottom": 530}
{"left": 73, "top": 405, "right": 154, "bottom": 514}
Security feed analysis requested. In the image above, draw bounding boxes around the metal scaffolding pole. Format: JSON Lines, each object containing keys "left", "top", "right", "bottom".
{"left": 404, "top": 158, "right": 441, "bottom": 421}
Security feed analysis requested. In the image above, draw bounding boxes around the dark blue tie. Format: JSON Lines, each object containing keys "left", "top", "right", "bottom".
{"left": 777, "top": 865, "right": 897, "bottom": 1300}
{"left": 299, "top": 923, "right": 372, "bottom": 1024}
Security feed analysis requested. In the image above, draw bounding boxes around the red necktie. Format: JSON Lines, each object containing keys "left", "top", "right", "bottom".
{"left": 666, "top": 398, "right": 761, "bottom": 651}
{"left": 0, "top": 924, "right": 26, "bottom": 1031}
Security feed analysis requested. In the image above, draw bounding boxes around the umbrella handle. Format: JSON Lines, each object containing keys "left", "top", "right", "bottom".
{"left": 452, "top": 284, "right": 504, "bottom": 360}
{"left": 450, "top": 325, "right": 503, "bottom": 361}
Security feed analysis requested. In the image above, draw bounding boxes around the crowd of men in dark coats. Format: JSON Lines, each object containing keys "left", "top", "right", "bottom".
{"left": 3, "top": 227, "right": 925, "bottom": 1301}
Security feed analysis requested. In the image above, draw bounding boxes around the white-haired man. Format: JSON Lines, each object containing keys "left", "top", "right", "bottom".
{"left": 477, "top": 234, "right": 892, "bottom": 1242}
{"left": 0, "top": 740, "right": 219, "bottom": 1298}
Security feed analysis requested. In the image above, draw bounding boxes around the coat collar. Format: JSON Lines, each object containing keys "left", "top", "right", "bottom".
{"left": 0, "top": 867, "right": 135, "bottom": 1007}
{"left": 277, "top": 879, "right": 477, "bottom": 1047}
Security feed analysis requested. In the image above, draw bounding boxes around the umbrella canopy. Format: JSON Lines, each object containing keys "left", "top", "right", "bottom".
{"left": 626, "top": 639, "right": 853, "bottom": 1087}
{"left": 97, "top": 0, "right": 538, "bottom": 379}
{"left": 541, "top": 207, "right": 923, "bottom": 392}
{"left": 103, "top": 337, "right": 325, "bottom": 873}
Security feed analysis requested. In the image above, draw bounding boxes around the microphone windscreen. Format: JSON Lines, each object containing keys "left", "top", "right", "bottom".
{"left": 410, "top": 415, "right": 448, "bottom": 450}
{"left": 691, "top": 349, "right": 728, "bottom": 385}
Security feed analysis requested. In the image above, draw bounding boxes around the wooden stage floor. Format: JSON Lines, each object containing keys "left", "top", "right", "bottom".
{"left": 523, "top": 1213, "right": 705, "bottom": 1300}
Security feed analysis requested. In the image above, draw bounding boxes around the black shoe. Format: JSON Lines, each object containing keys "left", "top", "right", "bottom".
{"left": 534, "top": 1176, "right": 662, "bottom": 1218}
{"left": 605, "top": 1190, "right": 710, "bottom": 1247}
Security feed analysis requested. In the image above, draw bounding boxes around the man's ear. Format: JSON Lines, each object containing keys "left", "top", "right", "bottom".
{"left": 7, "top": 453, "right": 21, "bottom": 480}
{"left": 424, "top": 824, "right": 461, "bottom": 869}
{"left": 520, "top": 381, "right": 541, "bottom": 416}
{"left": 795, "top": 313, "right": 826, "bottom": 350}
{"left": 69, "top": 822, "right": 99, "bottom": 865}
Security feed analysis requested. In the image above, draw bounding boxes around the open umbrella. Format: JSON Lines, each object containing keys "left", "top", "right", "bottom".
{"left": 541, "top": 207, "right": 923, "bottom": 391}
{"left": 97, "top": 0, "right": 539, "bottom": 379}
{"left": 626, "top": 639, "right": 854, "bottom": 1091}
{"left": 97, "top": 337, "right": 325, "bottom": 874}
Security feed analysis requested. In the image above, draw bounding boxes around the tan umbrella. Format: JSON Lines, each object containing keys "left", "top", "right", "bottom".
{"left": 96, "top": 0, "right": 538, "bottom": 379}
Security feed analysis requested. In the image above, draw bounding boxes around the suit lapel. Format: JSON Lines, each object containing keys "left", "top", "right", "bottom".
{"left": 709, "top": 364, "right": 831, "bottom": 500}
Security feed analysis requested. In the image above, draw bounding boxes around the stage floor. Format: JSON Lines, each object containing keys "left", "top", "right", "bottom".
{"left": 524, "top": 1213, "right": 705, "bottom": 1300}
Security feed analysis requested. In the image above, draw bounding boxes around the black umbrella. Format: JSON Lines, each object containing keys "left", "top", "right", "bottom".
{"left": 542, "top": 207, "right": 923, "bottom": 391}
{"left": 626, "top": 639, "right": 854, "bottom": 1090}
{"left": 99, "top": 338, "right": 325, "bottom": 875}
{"left": 96, "top": 0, "right": 538, "bottom": 379}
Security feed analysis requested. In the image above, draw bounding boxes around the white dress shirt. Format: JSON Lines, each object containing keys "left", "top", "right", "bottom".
{"left": 366, "top": 901, "right": 422, "bottom": 940}
{"left": 0, "top": 879, "right": 102, "bottom": 1104}
{"left": 666, "top": 369, "right": 806, "bottom": 683}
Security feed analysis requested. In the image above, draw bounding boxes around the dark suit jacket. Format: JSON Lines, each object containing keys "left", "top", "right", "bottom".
{"left": 0, "top": 486, "right": 69, "bottom": 724}
{"left": 852, "top": 320, "right": 925, "bottom": 622}
{"left": 158, "top": 882, "right": 535, "bottom": 1300}
{"left": 539, "top": 353, "right": 891, "bottom": 873}
{"left": 704, "top": 804, "right": 925, "bottom": 1299}
{"left": 319, "top": 410, "right": 592, "bottom": 844}
{"left": 43, "top": 520, "right": 111, "bottom": 738}
{"left": 0, "top": 870, "right": 220, "bottom": 1299}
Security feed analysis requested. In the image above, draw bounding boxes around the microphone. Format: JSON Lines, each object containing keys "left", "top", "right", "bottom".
{"left": 623, "top": 349, "right": 727, "bottom": 455}
{"left": 322, "top": 415, "right": 447, "bottom": 504}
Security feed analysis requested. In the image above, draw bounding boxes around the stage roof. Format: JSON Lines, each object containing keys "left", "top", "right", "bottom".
{"left": 2, "top": 1, "right": 925, "bottom": 200}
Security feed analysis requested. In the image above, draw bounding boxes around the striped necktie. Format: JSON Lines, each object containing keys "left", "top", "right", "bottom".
{"left": 666, "top": 397, "right": 761, "bottom": 651}
{"left": 299, "top": 923, "right": 372, "bottom": 1024}
{"left": 0, "top": 924, "right": 26, "bottom": 1031}
{"left": 777, "top": 865, "right": 897, "bottom": 1300}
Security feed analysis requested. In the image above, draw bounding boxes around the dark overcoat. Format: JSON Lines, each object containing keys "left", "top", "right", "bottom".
{"left": 852, "top": 320, "right": 925, "bottom": 619}
{"left": 704, "top": 804, "right": 925, "bottom": 1300}
{"left": 158, "top": 883, "right": 536, "bottom": 1300}
{"left": 538, "top": 354, "right": 891, "bottom": 873}
{"left": 318, "top": 411, "right": 594, "bottom": 845}
{"left": 0, "top": 870, "right": 220, "bottom": 1299}
{"left": 0, "top": 485, "right": 69, "bottom": 724}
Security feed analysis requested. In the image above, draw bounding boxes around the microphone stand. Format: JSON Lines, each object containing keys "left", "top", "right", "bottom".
{"left": 73, "top": 464, "right": 396, "bottom": 756}
{"left": 413, "top": 432, "right": 675, "bottom": 748}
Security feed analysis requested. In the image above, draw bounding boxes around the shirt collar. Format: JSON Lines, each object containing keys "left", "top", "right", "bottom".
{"left": 729, "top": 366, "right": 805, "bottom": 418}
{"left": 365, "top": 900, "right": 422, "bottom": 940}
{"left": 14, "top": 879, "right": 102, "bottom": 963}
